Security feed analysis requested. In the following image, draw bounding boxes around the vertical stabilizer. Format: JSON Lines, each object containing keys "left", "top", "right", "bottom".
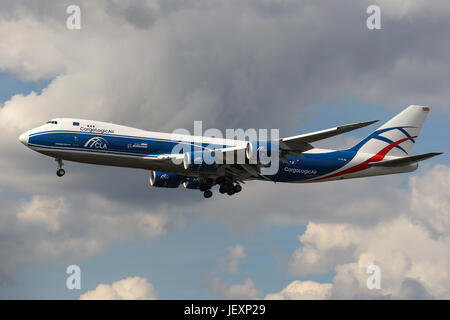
{"left": 349, "top": 105, "right": 430, "bottom": 157}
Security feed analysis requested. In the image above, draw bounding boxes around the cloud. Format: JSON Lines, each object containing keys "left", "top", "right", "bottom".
{"left": 17, "top": 195, "right": 67, "bottom": 232}
{"left": 211, "top": 277, "right": 260, "bottom": 300}
{"left": 409, "top": 165, "right": 450, "bottom": 237}
{"left": 226, "top": 244, "right": 247, "bottom": 273}
{"left": 209, "top": 244, "right": 258, "bottom": 299}
{"left": 288, "top": 222, "right": 359, "bottom": 276}
{"left": 0, "top": 192, "right": 179, "bottom": 281}
{"left": 272, "top": 217, "right": 449, "bottom": 299}
{"left": 263, "top": 165, "right": 450, "bottom": 299}
{"left": 286, "top": 170, "right": 450, "bottom": 298}
{"left": 265, "top": 280, "right": 332, "bottom": 300}
{"left": 80, "top": 276, "right": 158, "bottom": 300}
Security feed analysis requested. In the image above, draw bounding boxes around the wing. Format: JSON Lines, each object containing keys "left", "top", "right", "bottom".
{"left": 279, "top": 120, "right": 379, "bottom": 154}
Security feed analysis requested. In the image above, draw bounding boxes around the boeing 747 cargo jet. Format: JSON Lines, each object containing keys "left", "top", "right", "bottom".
{"left": 19, "top": 105, "right": 442, "bottom": 198}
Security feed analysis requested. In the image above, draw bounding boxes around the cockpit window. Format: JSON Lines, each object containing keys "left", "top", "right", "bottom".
{"left": 46, "top": 120, "right": 58, "bottom": 125}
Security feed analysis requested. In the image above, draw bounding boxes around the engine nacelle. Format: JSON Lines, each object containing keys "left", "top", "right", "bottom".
{"left": 149, "top": 170, "right": 181, "bottom": 188}
{"left": 246, "top": 141, "right": 278, "bottom": 165}
{"left": 183, "top": 177, "right": 214, "bottom": 190}
{"left": 183, "top": 177, "right": 200, "bottom": 189}
{"left": 183, "top": 151, "right": 217, "bottom": 172}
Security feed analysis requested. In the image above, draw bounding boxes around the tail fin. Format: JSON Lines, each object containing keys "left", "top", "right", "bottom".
{"left": 349, "top": 105, "right": 431, "bottom": 157}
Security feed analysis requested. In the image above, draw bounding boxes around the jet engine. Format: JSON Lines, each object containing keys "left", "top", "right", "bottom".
{"left": 245, "top": 141, "right": 278, "bottom": 165}
{"left": 149, "top": 170, "right": 181, "bottom": 188}
{"left": 183, "top": 177, "right": 214, "bottom": 191}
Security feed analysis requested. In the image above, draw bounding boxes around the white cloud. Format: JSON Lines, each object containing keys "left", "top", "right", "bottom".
{"left": 277, "top": 165, "right": 450, "bottom": 299}
{"left": 265, "top": 280, "right": 332, "bottom": 300}
{"left": 80, "top": 276, "right": 158, "bottom": 300}
{"left": 287, "top": 217, "right": 449, "bottom": 299}
{"left": 410, "top": 165, "right": 450, "bottom": 237}
{"left": 17, "top": 195, "right": 67, "bottom": 232}
{"left": 211, "top": 277, "right": 260, "bottom": 300}
{"left": 289, "top": 223, "right": 358, "bottom": 276}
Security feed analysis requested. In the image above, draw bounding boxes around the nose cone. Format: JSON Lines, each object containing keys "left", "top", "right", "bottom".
{"left": 19, "top": 132, "right": 29, "bottom": 145}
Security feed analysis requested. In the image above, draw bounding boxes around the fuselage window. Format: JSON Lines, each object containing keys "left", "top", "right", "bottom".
{"left": 46, "top": 121, "right": 58, "bottom": 125}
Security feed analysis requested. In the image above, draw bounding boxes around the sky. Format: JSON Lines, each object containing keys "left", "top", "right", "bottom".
{"left": 0, "top": 0, "right": 449, "bottom": 300}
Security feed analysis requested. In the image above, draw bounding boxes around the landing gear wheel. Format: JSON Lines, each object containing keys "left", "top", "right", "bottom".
{"left": 219, "top": 184, "right": 227, "bottom": 194}
{"left": 233, "top": 184, "right": 242, "bottom": 193}
{"left": 203, "top": 190, "right": 213, "bottom": 198}
{"left": 55, "top": 158, "right": 65, "bottom": 177}
{"left": 227, "top": 189, "right": 235, "bottom": 196}
{"left": 56, "top": 168, "right": 65, "bottom": 177}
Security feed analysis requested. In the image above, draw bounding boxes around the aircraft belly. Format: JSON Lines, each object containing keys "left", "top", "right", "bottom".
{"left": 33, "top": 147, "right": 183, "bottom": 172}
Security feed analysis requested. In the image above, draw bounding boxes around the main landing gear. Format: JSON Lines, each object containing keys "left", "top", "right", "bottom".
{"left": 200, "top": 179, "right": 242, "bottom": 199}
{"left": 219, "top": 183, "right": 242, "bottom": 196}
{"left": 55, "top": 158, "right": 65, "bottom": 177}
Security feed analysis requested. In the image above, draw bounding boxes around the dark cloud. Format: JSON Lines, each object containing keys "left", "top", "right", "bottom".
{"left": 399, "top": 278, "right": 434, "bottom": 300}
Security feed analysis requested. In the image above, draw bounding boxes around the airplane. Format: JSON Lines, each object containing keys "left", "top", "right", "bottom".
{"left": 19, "top": 105, "right": 442, "bottom": 198}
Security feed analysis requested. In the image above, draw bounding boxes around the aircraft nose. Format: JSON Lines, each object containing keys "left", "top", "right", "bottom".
{"left": 19, "top": 132, "right": 29, "bottom": 145}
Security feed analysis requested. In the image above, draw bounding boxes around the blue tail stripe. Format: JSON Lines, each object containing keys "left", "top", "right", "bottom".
{"left": 372, "top": 136, "right": 408, "bottom": 155}
{"left": 397, "top": 127, "right": 416, "bottom": 143}
{"left": 349, "top": 126, "right": 416, "bottom": 152}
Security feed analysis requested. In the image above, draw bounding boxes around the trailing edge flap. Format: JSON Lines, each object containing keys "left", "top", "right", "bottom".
{"left": 153, "top": 154, "right": 184, "bottom": 162}
{"left": 369, "top": 152, "right": 443, "bottom": 167}
{"left": 280, "top": 120, "right": 379, "bottom": 153}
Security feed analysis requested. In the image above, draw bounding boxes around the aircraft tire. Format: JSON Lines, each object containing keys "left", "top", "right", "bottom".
{"left": 203, "top": 190, "right": 213, "bottom": 198}
{"left": 56, "top": 169, "right": 65, "bottom": 177}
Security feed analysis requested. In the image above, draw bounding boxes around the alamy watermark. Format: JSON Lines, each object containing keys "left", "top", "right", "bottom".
{"left": 169, "top": 121, "right": 280, "bottom": 175}
{"left": 366, "top": 264, "right": 381, "bottom": 290}
{"left": 66, "top": 264, "right": 81, "bottom": 290}
{"left": 66, "top": 5, "right": 81, "bottom": 30}
{"left": 366, "top": 5, "right": 381, "bottom": 30}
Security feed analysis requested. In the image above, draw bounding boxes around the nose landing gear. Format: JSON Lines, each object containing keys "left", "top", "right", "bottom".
{"left": 55, "top": 158, "right": 65, "bottom": 177}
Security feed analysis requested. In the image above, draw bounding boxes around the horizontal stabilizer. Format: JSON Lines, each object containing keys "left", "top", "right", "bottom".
{"left": 369, "top": 152, "right": 443, "bottom": 167}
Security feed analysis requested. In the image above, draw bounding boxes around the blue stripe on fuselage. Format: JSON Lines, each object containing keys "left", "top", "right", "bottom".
{"left": 28, "top": 130, "right": 229, "bottom": 157}
{"left": 266, "top": 150, "right": 357, "bottom": 182}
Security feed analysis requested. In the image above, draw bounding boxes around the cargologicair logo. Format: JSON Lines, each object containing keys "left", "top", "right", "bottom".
{"left": 84, "top": 137, "right": 108, "bottom": 149}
